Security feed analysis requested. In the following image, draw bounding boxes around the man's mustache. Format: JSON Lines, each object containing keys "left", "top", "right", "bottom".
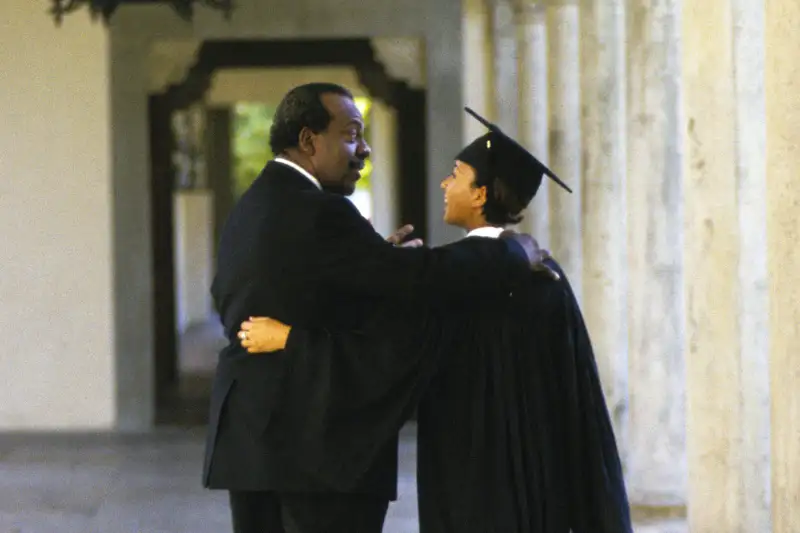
{"left": 350, "top": 161, "right": 366, "bottom": 171}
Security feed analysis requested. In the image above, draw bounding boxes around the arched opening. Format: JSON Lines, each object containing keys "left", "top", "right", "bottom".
{"left": 148, "top": 38, "right": 427, "bottom": 425}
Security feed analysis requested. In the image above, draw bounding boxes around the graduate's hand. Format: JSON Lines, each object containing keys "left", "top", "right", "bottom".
{"left": 238, "top": 317, "right": 291, "bottom": 353}
{"left": 499, "top": 230, "right": 560, "bottom": 280}
{"left": 386, "top": 224, "right": 424, "bottom": 248}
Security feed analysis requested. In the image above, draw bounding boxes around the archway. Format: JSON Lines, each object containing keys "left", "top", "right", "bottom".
{"left": 149, "top": 38, "right": 427, "bottom": 424}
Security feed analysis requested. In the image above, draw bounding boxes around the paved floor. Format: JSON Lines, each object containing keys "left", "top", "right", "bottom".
{"left": 1, "top": 423, "right": 687, "bottom": 533}
{"left": 0, "top": 425, "right": 418, "bottom": 533}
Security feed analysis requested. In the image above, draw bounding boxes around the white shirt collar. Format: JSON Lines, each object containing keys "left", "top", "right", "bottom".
{"left": 274, "top": 157, "right": 322, "bottom": 190}
{"left": 466, "top": 226, "right": 505, "bottom": 239}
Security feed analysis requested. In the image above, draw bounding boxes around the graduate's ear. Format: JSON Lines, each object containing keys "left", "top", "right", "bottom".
{"left": 471, "top": 185, "right": 488, "bottom": 208}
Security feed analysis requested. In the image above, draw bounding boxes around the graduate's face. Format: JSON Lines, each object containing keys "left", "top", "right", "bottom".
{"left": 299, "top": 93, "right": 370, "bottom": 196}
{"left": 441, "top": 161, "right": 487, "bottom": 229}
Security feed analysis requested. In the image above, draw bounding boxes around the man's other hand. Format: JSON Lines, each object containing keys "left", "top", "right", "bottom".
{"left": 238, "top": 317, "right": 292, "bottom": 353}
{"left": 499, "top": 230, "right": 560, "bottom": 280}
{"left": 386, "top": 224, "right": 424, "bottom": 248}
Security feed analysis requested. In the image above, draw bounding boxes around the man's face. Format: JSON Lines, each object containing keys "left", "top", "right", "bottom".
{"left": 440, "top": 160, "right": 486, "bottom": 228}
{"left": 305, "top": 93, "right": 370, "bottom": 196}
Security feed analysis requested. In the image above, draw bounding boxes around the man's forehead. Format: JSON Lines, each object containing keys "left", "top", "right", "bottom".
{"left": 322, "top": 93, "right": 363, "bottom": 123}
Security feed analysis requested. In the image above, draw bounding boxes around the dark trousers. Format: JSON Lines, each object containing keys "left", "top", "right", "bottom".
{"left": 229, "top": 491, "right": 390, "bottom": 533}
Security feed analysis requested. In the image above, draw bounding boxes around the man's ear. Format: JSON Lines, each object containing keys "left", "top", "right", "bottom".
{"left": 298, "top": 127, "right": 316, "bottom": 156}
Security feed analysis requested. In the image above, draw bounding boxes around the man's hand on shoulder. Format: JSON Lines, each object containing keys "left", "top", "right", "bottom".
{"left": 499, "top": 230, "right": 560, "bottom": 280}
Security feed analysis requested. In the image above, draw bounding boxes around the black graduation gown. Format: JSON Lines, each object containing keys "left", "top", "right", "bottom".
{"left": 416, "top": 258, "right": 632, "bottom": 533}
{"left": 275, "top": 248, "right": 630, "bottom": 531}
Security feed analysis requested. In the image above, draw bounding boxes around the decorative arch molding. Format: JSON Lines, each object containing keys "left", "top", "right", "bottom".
{"left": 370, "top": 37, "right": 426, "bottom": 90}
{"left": 154, "top": 38, "right": 418, "bottom": 109}
{"left": 148, "top": 39, "right": 202, "bottom": 93}
{"left": 206, "top": 68, "right": 368, "bottom": 105}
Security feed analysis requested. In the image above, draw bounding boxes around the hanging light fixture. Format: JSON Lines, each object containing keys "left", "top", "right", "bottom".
{"left": 50, "top": 0, "right": 233, "bottom": 25}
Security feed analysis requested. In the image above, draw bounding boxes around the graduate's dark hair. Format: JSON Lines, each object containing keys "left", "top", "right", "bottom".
{"left": 269, "top": 83, "right": 354, "bottom": 155}
{"left": 472, "top": 171, "right": 530, "bottom": 227}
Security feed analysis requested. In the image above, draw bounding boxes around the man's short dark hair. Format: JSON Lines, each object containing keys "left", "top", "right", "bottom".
{"left": 473, "top": 171, "right": 530, "bottom": 227}
{"left": 269, "top": 83, "right": 354, "bottom": 155}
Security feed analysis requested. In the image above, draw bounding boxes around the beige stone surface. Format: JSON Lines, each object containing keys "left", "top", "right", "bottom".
{"left": 765, "top": 0, "right": 800, "bottom": 530}
{"left": 173, "top": 191, "right": 215, "bottom": 332}
{"left": 369, "top": 102, "right": 400, "bottom": 239}
{"left": 730, "top": 0, "right": 772, "bottom": 531}
{"left": 625, "top": 0, "right": 686, "bottom": 506}
{"left": 462, "top": 0, "right": 493, "bottom": 143}
{"left": 547, "top": 3, "right": 583, "bottom": 299}
{"left": 490, "top": 0, "right": 520, "bottom": 135}
{"left": 579, "top": 0, "right": 629, "bottom": 457}
{"left": 0, "top": 0, "right": 115, "bottom": 429}
{"left": 681, "top": 1, "right": 769, "bottom": 531}
{"left": 518, "top": 2, "right": 551, "bottom": 245}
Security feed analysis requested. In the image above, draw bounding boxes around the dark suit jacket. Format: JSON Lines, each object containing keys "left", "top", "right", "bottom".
{"left": 202, "top": 161, "right": 528, "bottom": 497}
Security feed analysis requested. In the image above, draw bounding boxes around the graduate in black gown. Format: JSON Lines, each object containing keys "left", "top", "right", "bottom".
{"left": 414, "top": 109, "right": 631, "bottom": 533}
{"left": 239, "top": 108, "right": 632, "bottom": 533}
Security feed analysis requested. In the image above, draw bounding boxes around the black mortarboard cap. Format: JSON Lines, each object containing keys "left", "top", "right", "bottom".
{"left": 455, "top": 107, "right": 572, "bottom": 202}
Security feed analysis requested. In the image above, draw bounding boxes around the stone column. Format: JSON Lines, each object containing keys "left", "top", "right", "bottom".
{"left": 369, "top": 101, "right": 399, "bottom": 239}
{"left": 0, "top": 0, "right": 117, "bottom": 430}
{"left": 625, "top": 0, "right": 686, "bottom": 511}
{"left": 517, "top": 2, "right": 550, "bottom": 245}
{"left": 682, "top": 1, "right": 771, "bottom": 531}
{"left": 173, "top": 191, "right": 214, "bottom": 332}
{"left": 490, "top": 0, "right": 520, "bottom": 135}
{"left": 579, "top": 0, "right": 628, "bottom": 457}
{"left": 425, "top": 0, "right": 465, "bottom": 245}
{"left": 765, "top": 0, "right": 800, "bottom": 530}
{"left": 731, "top": 0, "right": 771, "bottom": 529}
{"left": 462, "top": 0, "right": 493, "bottom": 144}
{"left": 111, "top": 32, "right": 157, "bottom": 431}
{"left": 546, "top": 0, "right": 581, "bottom": 299}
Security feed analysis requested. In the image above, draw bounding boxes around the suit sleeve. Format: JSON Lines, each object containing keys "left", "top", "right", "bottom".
{"left": 310, "top": 195, "right": 528, "bottom": 300}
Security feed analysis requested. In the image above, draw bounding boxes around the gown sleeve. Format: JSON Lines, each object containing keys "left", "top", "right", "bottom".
{"left": 263, "top": 294, "right": 454, "bottom": 490}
